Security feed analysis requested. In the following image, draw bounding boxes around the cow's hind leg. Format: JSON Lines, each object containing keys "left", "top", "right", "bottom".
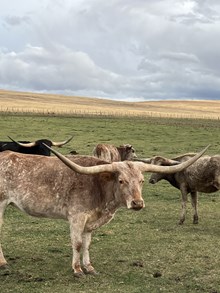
{"left": 191, "top": 191, "right": 198, "bottom": 224}
{"left": 179, "top": 187, "right": 188, "bottom": 225}
{"left": 82, "top": 232, "right": 97, "bottom": 275}
{"left": 0, "top": 201, "right": 8, "bottom": 268}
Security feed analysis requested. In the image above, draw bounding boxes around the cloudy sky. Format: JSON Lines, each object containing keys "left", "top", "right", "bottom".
{"left": 1, "top": 0, "right": 220, "bottom": 101}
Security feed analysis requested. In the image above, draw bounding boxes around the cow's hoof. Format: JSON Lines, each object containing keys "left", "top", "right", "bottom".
{"left": 0, "top": 263, "right": 9, "bottom": 270}
{"left": 193, "top": 217, "right": 199, "bottom": 224}
{"left": 73, "top": 271, "right": 85, "bottom": 278}
{"left": 83, "top": 265, "right": 98, "bottom": 275}
{"left": 85, "top": 269, "right": 98, "bottom": 276}
{"left": 0, "top": 264, "right": 11, "bottom": 276}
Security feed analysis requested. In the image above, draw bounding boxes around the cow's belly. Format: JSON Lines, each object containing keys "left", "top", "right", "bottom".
{"left": 9, "top": 196, "right": 68, "bottom": 220}
{"left": 197, "top": 186, "right": 218, "bottom": 193}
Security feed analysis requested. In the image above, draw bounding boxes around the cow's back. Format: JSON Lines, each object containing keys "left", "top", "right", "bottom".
{"left": 176, "top": 155, "right": 218, "bottom": 192}
{"left": 93, "top": 144, "right": 120, "bottom": 162}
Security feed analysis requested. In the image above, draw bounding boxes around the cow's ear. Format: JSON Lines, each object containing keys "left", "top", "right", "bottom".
{"left": 99, "top": 172, "right": 115, "bottom": 181}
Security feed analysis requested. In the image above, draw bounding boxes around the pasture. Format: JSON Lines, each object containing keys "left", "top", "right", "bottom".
{"left": 1, "top": 89, "right": 220, "bottom": 119}
{"left": 0, "top": 114, "right": 220, "bottom": 293}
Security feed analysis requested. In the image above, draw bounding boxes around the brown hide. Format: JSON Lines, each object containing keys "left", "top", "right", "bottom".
{"left": 93, "top": 143, "right": 137, "bottom": 162}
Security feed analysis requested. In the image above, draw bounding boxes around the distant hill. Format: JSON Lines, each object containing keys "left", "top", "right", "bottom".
{"left": 0, "top": 89, "right": 219, "bottom": 120}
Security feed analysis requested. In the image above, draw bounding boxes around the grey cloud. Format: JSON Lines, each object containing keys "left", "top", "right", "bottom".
{"left": 159, "top": 52, "right": 200, "bottom": 63}
{"left": 4, "top": 15, "right": 31, "bottom": 26}
{"left": 138, "top": 59, "right": 160, "bottom": 72}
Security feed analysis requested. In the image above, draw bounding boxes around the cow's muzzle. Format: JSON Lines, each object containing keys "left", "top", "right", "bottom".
{"left": 149, "top": 178, "right": 156, "bottom": 184}
{"left": 131, "top": 200, "right": 144, "bottom": 210}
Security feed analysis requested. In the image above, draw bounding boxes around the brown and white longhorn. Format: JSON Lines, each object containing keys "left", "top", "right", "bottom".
{"left": 0, "top": 145, "right": 208, "bottom": 277}
{"left": 93, "top": 143, "right": 137, "bottom": 162}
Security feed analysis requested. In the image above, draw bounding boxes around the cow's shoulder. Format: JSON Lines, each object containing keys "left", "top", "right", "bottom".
{"left": 0, "top": 150, "right": 20, "bottom": 160}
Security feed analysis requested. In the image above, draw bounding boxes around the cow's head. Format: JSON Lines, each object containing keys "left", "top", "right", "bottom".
{"left": 119, "top": 144, "right": 137, "bottom": 161}
{"left": 147, "top": 156, "right": 180, "bottom": 184}
{"left": 44, "top": 144, "right": 209, "bottom": 211}
{"left": 111, "top": 161, "right": 145, "bottom": 210}
{"left": 133, "top": 155, "right": 183, "bottom": 184}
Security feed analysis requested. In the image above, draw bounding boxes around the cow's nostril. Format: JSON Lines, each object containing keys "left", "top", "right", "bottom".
{"left": 131, "top": 200, "right": 143, "bottom": 210}
{"left": 132, "top": 200, "right": 137, "bottom": 206}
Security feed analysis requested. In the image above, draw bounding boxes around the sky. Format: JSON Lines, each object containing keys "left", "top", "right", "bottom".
{"left": 1, "top": 0, "right": 220, "bottom": 101}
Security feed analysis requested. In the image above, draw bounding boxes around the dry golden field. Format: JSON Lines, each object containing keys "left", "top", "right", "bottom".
{"left": 0, "top": 89, "right": 219, "bottom": 119}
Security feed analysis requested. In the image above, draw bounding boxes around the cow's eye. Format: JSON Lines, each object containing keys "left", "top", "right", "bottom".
{"left": 119, "top": 179, "right": 124, "bottom": 184}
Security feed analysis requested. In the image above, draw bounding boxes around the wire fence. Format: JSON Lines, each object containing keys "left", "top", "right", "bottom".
{"left": 0, "top": 106, "right": 219, "bottom": 121}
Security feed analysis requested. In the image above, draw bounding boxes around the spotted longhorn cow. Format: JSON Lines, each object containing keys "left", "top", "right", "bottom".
{"left": 147, "top": 150, "right": 217, "bottom": 224}
{"left": 0, "top": 146, "right": 208, "bottom": 277}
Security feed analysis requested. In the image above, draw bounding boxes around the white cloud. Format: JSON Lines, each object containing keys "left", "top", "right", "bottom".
{"left": 0, "top": 0, "right": 220, "bottom": 100}
{"left": 0, "top": 45, "right": 124, "bottom": 93}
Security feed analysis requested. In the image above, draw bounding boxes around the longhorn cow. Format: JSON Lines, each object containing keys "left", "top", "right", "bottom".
{"left": 0, "top": 146, "right": 208, "bottom": 277}
{"left": 0, "top": 136, "right": 73, "bottom": 156}
{"left": 146, "top": 150, "right": 217, "bottom": 224}
{"left": 93, "top": 143, "right": 137, "bottom": 162}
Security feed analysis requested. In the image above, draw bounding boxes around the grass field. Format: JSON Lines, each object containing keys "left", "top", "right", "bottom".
{"left": 0, "top": 114, "right": 220, "bottom": 293}
{"left": 1, "top": 89, "right": 220, "bottom": 119}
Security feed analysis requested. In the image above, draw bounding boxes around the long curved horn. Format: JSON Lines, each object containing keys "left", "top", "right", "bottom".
{"left": 132, "top": 157, "right": 152, "bottom": 163}
{"left": 134, "top": 156, "right": 180, "bottom": 165}
{"left": 43, "top": 143, "right": 115, "bottom": 174}
{"left": 44, "top": 144, "right": 209, "bottom": 175}
{"left": 51, "top": 136, "right": 73, "bottom": 147}
{"left": 134, "top": 145, "right": 210, "bottom": 173}
{"left": 172, "top": 153, "right": 196, "bottom": 160}
{"left": 8, "top": 136, "right": 36, "bottom": 147}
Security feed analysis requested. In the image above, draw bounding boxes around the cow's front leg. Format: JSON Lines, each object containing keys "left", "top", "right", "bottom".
{"left": 82, "top": 232, "right": 97, "bottom": 275}
{"left": 69, "top": 215, "right": 87, "bottom": 277}
{"left": 0, "top": 202, "right": 7, "bottom": 268}
{"left": 179, "top": 186, "right": 188, "bottom": 225}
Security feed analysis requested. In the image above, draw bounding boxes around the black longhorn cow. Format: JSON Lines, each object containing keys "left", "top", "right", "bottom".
{"left": 0, "top": 136, "right": 73, "bottom": 156}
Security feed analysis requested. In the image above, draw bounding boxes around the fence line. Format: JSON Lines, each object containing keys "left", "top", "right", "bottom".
{"left": 0, "top": 106, "right": 219, "bottom": 121}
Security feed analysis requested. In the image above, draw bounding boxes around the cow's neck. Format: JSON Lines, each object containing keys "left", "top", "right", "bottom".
{"left": 99, "top": 177, "right": 120, "bottom": 211}
{"left": 116, "top": 147, "right": 124, "bottom": 160}
{"left": 164, "top": 174, "right": 180, "bottom": 189}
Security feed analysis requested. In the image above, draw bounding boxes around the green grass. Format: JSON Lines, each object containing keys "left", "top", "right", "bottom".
{"left": 0, "top": 114, "right": 220, "bottom": 293}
